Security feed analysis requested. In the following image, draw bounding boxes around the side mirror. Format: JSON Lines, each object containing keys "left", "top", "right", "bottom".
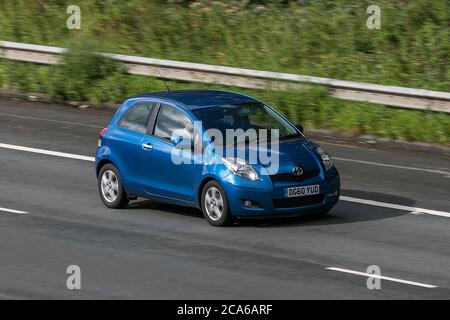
{"left": 171, "top": 136, "right": 194, "bottom": 150}
{"left": 295, "top": 124, "right": 304, "bottom": 133}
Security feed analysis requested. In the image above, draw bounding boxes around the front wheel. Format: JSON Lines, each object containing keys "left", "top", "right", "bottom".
{"left": 98, "top": 163, "right": 129, "bottom": 209}
{"left": 201, "top": 181, "right": 233, "bottom": 227}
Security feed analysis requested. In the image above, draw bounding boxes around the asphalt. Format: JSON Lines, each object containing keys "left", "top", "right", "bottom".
{"left": 0, "top": 98, "right": 449, "bottom": 299}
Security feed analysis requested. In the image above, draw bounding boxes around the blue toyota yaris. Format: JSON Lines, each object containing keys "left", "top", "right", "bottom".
{"left": 96, "top": 90, "right": 340, "bottom": 226}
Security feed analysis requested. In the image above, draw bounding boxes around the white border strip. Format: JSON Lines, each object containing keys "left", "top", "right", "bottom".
{"left": 334, "top": 157, "right": 450, "bottom": 176}
{"left": 0, "top": 207, "right": 27, "bottom": 214}
{"left": 340, "top": 196, "right": 450, "bottom": 218}
{"left": 0, "top": 143, "right": 95, "bottom": 162}
{"left": 326, "top": 267, "right": 437, "bottom": 288}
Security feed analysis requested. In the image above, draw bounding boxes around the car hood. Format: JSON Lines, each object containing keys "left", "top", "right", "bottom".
{"left": 222, "top": 138, "right": 321, "bottom": 175}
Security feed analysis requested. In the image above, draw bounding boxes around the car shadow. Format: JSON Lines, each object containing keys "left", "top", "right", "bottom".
{"left": 125, "top": 189, "right": 414, "bottom": 228}
{"left": 127, "top": 199, "right": 204, "bottom": 219}
{"left": 235, "top": 189, "right": 414, "bottom": 228}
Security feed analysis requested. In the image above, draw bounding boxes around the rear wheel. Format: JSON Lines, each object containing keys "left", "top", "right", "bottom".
{"left": 201, "top": 181, "right": 233, "bottom": 227}
{"left": 98, "top": 163, "right": 129, "bottom": 209}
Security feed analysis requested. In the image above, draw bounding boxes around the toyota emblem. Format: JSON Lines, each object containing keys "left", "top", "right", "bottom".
{"left": 292, "top": 167, "right": 303, "bottom": 176}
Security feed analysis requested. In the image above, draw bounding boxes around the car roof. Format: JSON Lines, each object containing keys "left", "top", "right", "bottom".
{"left": 128, "top": 90, "right": 257, "bottom": 110}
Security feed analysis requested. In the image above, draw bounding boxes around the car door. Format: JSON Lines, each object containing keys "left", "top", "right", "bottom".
{"left": 110, "top": 102, "right": 156, "bottom": 196}
{"left": 140, "top": 103, "right": 199, "bottom": 204}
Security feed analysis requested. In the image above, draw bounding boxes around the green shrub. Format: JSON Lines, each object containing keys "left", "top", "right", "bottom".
{"left": 51, "top": 41, "right": 126, "bottom": 101}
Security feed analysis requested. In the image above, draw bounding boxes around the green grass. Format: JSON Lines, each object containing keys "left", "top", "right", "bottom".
{"left": 0, "top": 0, "right": 448, "bottom": 144}
{"left": 0, "top": 0, "right": 448, "bottom": 90}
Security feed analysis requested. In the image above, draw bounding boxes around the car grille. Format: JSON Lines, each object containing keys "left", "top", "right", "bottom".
{"left": 270, "top": 168, "right": 320, "bottom": 183}
{"left": 273, "top": 194, "right": 324, "bottom": 209}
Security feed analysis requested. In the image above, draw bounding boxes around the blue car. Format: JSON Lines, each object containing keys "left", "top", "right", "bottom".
{"left": 96, "top": 90, "right": 340, "bottom": 226}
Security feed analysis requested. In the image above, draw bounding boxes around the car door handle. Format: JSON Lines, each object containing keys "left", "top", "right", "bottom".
{"left": 142, "top": 142, "right": 153, "bottom": 151}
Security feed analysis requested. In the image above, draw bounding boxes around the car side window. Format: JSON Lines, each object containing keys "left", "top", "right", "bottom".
{"left": 119, "top": 103, "right": 153, "bottom": 134}
{"left": 154, "top": 104, "right": 194, "bottom": 142}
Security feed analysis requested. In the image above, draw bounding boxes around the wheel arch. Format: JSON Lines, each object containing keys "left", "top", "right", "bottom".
{"left": 197, "top": 176, "right": 220, "bottom": 208}
{"left": 96, "top": 158, "right": 114, "bottom": 177}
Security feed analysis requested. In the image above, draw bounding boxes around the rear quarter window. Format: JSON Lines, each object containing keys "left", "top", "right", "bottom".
{"left": 119, "top": 103, "right": 154, "bottom": 134}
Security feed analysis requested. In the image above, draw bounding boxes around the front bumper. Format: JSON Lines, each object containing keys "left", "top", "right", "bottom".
{"left": 221, "top": 167, "right": 340, "bottom": 217}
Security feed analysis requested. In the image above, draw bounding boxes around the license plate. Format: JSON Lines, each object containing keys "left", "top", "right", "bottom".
{"left": 285, "top": 184, "right": 320, "bottom": 197}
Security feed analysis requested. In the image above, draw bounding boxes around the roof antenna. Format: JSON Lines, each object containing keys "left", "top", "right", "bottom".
{"left": 155, "top": 65, "right": 170, "bottom": 91}
{"left": 163, "top": 79, "right": 170, "bottom": 91}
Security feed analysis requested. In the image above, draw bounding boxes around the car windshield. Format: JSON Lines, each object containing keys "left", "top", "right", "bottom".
{"left": 193, "top": 102, "right": 300, "bottom": 146}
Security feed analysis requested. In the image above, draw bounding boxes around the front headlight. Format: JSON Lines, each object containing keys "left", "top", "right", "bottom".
{"left": 222, "top": 157, "right": 259, "bottom": 181}
{"left": 316, "top": 147, "right": 333, "bottom": 170}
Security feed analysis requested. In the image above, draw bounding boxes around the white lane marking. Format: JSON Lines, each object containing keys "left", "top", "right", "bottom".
{"left": 1, "top": 142, "right": 449, "bottom": 218}
{"left": 340, "top": 196, "right": 450, "bottom": 218}
{"left": 326, "top": 267, "right": 437, "bottom": 288}
{"left": 0, "top": 207, "right": 27, "bottom": 214}
{"left": 333, "top": 157, "right": 450, "bottom": 177}
{"left": 0, "top": 112, "right": 104, "bottom": 128}
{"left": 0, "top": 143, "right": 95, "bottom": 162}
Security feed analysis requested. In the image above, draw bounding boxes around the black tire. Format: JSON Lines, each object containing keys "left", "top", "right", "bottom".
{"left": 98, "top": 163, "right": 129, "bottom": 209}
{"left": 201, "top": 180, "right": 234, "bottom": 227}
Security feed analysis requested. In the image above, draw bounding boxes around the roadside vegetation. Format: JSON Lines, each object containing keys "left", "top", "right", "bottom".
{"left": 0, "top": 0, "right": 448, "bottom": 143}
